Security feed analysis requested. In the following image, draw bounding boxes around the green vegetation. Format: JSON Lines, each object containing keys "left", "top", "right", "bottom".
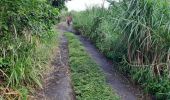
{"left": 65, "top": 32, "right": 119, "bottom": 100}
{"left": 73, "top": 0, "right": 170, "bottom": 99}
{"left": 49, "top": 0, "right": 66, "bottom": 10}
{"left": 0, "top": 0, "right": 63, "bottom": 99}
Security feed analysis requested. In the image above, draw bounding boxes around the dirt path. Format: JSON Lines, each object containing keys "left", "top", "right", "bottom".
{"left": 37, "top": 29, "right": 75, "bottom": 100}
{"left": 56, "top": 22, "right": 151, "bottom": 100}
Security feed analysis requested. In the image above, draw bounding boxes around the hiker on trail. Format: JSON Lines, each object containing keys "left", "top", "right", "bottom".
{"left": 66, "top": 15, "right": 72, "bottom": 26}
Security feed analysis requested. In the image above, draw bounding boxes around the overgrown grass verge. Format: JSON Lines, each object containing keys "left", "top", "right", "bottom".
{"left": 0, "top": 0, "right": 61, "bottom": 99}
{"left": 65, "top": 32, "right": 119, "bottom": 100}
{"left": 0, "top": 27, "right": 59, "bottom": 100}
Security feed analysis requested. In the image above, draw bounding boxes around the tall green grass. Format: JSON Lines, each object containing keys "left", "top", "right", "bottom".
{"left": 73, "top": 0, "right": 170, "bottom": 99}
{"left": 0, "top": 0, "right": 60, "bottom": 99}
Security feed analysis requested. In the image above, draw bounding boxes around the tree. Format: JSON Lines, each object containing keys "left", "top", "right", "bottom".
{"left": 49, "top": 0, "right": 70, "bottom": 10}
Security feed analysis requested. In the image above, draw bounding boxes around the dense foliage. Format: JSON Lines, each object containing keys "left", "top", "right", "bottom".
{"left": 49, "top": 0, "right": 66, "bottom": 10}
{"left": 0, "top": 0, "right": 60, "bottom": 99}
{"left": 65, "top": 32, "right": 119, "bottom": 100}
{"left": 73, "top": 0, "right": 170, "bottom": 99}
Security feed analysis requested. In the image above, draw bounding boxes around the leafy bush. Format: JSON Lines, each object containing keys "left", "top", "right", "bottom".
{"left": 0, "top": 0, "right": 60, "bottom": 99}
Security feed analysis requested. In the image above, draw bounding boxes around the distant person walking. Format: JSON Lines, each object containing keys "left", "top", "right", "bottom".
{"left": 66, "top": 15, "right": 72, "bottom": 26}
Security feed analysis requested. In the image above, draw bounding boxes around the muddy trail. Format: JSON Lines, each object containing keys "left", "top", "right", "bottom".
{"left": 58, "top": 22, "right": 152, "bottom": 100}
{"left": 37, "top": 22, "right": 152, "bottom": 100}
